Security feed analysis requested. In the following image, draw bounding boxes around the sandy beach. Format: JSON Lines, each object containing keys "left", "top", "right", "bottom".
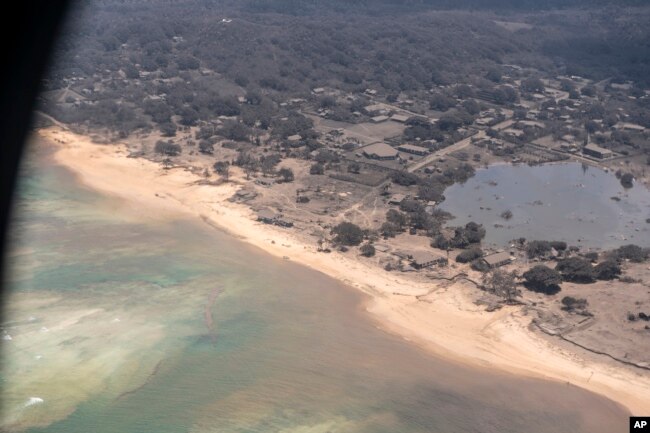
{"left": 39, "top": 126, "right": 650, "bottom": 415}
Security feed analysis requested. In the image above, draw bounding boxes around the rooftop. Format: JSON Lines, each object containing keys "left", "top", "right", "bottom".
{"left": 362, "top": 142, "right": 398, "bottom": 158}
{"left": 409, "top": 250, "right": 446, "bottom": 265}
{"left": 398, "top": 144, "right": 429, "bottom": 153}
{"left": 482, "top": 251, "right": 512, "bottom": 266}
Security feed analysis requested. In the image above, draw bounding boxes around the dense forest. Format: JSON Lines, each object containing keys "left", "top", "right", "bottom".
{"left": 40, "top": 0, "right": 650, "bottom": 136}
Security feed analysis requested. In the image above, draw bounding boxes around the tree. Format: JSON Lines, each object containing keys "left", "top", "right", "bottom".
{"left": 594, "top": 259, "right": 621, "bottom": 280}
{"left": 431, "top": 234, "right": 450, "bottom": 250}
{"left": 521, "top": 78, "right": 545, "bottom": 93}
{"left": 555, "top": 257, "right": 595, "bottom": 283}
{"left": 198, "top": 140, "right": 214, "bottom": 155}
{"left": 526, "top": 240, "right": 552, "bottom": 259}
{"left": 391, "top": 171, "right": 419, "bottom": 186}
{"left": 482, "top": 270, "right": 520, "bottom": 304}
{"left": 360, "top": 243, "right": 376, "bottom": 257}
{"left": 380, "top": 222, "right": 401, "bottom": 238}
{"left": 456, "top": 247, "right": 483, "bottom": 263}
{"left": 331, "top": 222, "right": 364, "bottom": 246}
{"left": 347, "top": 162, "right": 361, "bottom": 174}
{"left": 154, "top": 140, "right": 181, "bottom": 156}
{"left": 310, "top": 163, "right": 325, "bottom": 175}
{"left": 386, "top": 209, "right": 408, "bottom": 230}
{"left": 220, "top": 121, "right": 250, "bottom": 142}
{"left": 260, "top": 154, "right": 281, "bottom": 176}
{"left": 179, "top": 107, "right": 199, "bottom": 126}
{"left": 160, "top": 122, "right": 177, "bottom": 137}
{"left": 619, "top": 172, "right": 634, "bottom": 188}
{"left": 450, "top": 222, "right": 485, "bottom": 248}
{"left": 613, "top": 244, "right": 648, "bottom": 262}
{"left": 523, "top": 265, "right": 562, "bottom": 294}
{"left": 438, "top": 112, "right": 463, "bottom": 131}
{"left": 278, "top": 167, "right": 295, "bottom": 183}
{"left": 162, "top": 158, "right": 173, "bottom": 169}
{"left": 549, "top": 241, "right": 567, "bottom": 252}
{"left": 213, "top": 161, "right": 230, "bottom": 181}
{"left": 500, "top": 210, "right": 513, "bottom": 220}
{"left": 561, "top": 296, "right": 589, "bottom": 314}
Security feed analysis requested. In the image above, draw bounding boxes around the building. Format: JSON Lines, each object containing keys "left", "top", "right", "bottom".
{"left": 614, "top": 122, "right": 646, "bottom": 133}
{"left": 287, "top": 134, "right": 302, "bottom": 143}
{"left": 312, "top": 87, "right": 325, "bottom": 94}
{"left": 502, "top": 128, "right": 525, "bottom": 139}
{"left": 257, "top": 209, "right": 278, "bottom": 224}
{"left": 363, "top": 104, "right": 385, "bottom": 115}
{"left": 388, "top": 194, "right": 407, "bottom": 205}
{"left": 408, "top": 251, "right": 448, "bottom": 269}
{"left": 518, "top": 120, "right": 545, "bottom": 129}
{"left": 361, "top": 142, "right": 399, "bottom": 160}
{"left": 481, "top": 251, "right": 512, "bottom": 268}
{"left": 257, "top": 209, "right": 293, "bottom": 228}
{"left": 371, "top": 115, "right": 390, "bottom": 123}
{"left": 391, "top": 114, "right": 410, "bottom": 123}
{"left": 398, "top": 144, "right": 429, "bottom": 156}
{"left": 583, "top": 143, "right": 613, "bottom": 159}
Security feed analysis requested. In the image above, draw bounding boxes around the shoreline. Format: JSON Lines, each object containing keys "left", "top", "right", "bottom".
{"left": 38, "top": 126, "right": 650, "bottom": 415}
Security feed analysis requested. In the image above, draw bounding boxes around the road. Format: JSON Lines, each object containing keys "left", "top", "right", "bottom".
{"left": 407, "top": 130, "right": 485, "bottom": 173}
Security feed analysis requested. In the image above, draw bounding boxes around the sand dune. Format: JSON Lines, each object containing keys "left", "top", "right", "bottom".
{"left": 40, "top": 126, "right": 650, "bottom": 415}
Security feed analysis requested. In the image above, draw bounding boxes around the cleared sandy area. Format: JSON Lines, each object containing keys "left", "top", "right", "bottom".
{"left": 39, "top": 126, "right": 650, "bottom": 415}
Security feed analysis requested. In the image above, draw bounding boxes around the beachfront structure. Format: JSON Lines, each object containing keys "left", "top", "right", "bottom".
{"left": 361, "top": 142, "right": 399, "bottom": 160}
{"left": 257, "top": 209, "right": 278, "bottom": 224}
{"left": 480, "top": 251, "right": 512, "bottom": 268}
{"left": 583, "top": 143, "right": 613, "bottom": 159}
{"left": 408, "top": 251, "right": 448, "bottom": 269}
{"left": 398, "top": 144, "right": 429, "bottom": 156}
{"left": 257, "top": 210, "right": 293, "bottom": 228}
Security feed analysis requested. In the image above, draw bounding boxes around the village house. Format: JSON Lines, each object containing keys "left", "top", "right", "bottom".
{"left": 613, "top": 122, "right": 646, "bottom": 133}
{"left": 388, "top": 194, "right": 407, "bottom": 205}
{"left": 480, "top": 251, "right": 513, "bottom": 268}
{"left": 257, "top": 209, "right": 294, "bottom": 228}
{"left": 583, "top": 143, "right": 613, "bottom": 159}
{"left": 361, "top": 142, "right": 399, "bottom": 160}
{"left": 390, "top": 114, "right": 410, "bottom": 123}
{"left": 398, "top": 144, "right": 429, "bottom": 156}
{"left": 287, "top": 134, "right": 302, "bottom": 143}
{"left": 257, "top": 209, "right": 278, "bottom": 224}
{"left": 371, "top": 115, "right": 390, "bottom": 123}
{"left": 363, "top": 104, "right": 386, "bottom": 115}
{"left": 408, "top": 250, "right": 448, "bottom": 269}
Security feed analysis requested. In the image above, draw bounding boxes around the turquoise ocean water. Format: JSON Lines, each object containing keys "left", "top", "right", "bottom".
{"left": 1, "top": 140, "right": 628, "bottom": 432}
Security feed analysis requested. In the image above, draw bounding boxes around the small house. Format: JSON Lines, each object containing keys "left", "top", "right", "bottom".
{"left": 481, "top": 251, "right": 512, "bottom": 268}
{"left": 362, "top": 142, "right": 398, "bottom": 160}
{"left": 257, "top": 209, "right": 278, "bottom": 224}
{"left": 398, "top": 144, "right": 429, "bottom": 156}
{"left": 388, "top": 194, "right": 407, "bottom": 205}
{"left": 409, "top": 251, "right": 448, "bottom": 269}
{"left": 583, "top": 143, "right": 613, "bottom": 159}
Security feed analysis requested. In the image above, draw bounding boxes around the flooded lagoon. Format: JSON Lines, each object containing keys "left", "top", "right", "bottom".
{"left": 439, "top": 162, "right": 650, "bottom": 248}
{"left": 1, "top": 147, "right": 629, "bottom": 432}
